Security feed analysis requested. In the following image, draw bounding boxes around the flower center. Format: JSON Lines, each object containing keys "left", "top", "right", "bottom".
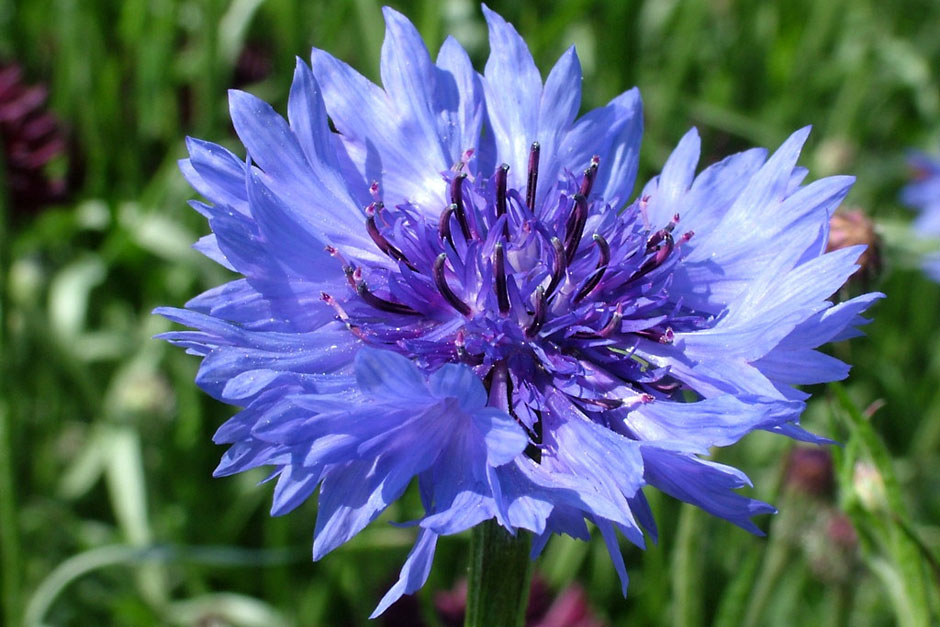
{"left": 320, "top": 142, "right": 704, "bottom": 415}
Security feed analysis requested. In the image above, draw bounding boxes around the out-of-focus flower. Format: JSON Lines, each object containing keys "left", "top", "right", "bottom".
{"left": 232, "top": 43, "right": 274, "bottom": 88}
{"left": 780, "top": 447, "right": 859, "bottom": 583}
{"left": 803, "top": 510, "right": 859, "bottom": 583}
{"left": 156, "top": 6, "right": 881, "bottom": 616}
{"left": 0, "top": 63, "right": 68, "bottom": 212}
{"left": 432, "top": 576, "right": 605, "bottom": 627}
{"left": 853, "top": 460, "right": 887, "bottom": 513}
{"left": 901, "top": 151, "right": 940, "bottom": 279}
{"left": 827, "top": 208, "right": 880, "bottom": 285}
{"left": 785, "top": 447, "right": 835, "bottom": 498}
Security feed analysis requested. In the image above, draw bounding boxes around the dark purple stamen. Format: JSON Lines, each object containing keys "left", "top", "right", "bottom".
{"left": 343, "top": 265, "right": 357, "bottom": 288}
{"left": 579, "top": 156, "right": 600, "bottom": 197}
{"left": 545, "top": 236, "right": 567, "bottom": 299}
{"left": 637, "top": 231, "right": 675, "bottom": 277}
{"left": 636, "top": 326, "right": 675, "bottom": 344}
{"left": 572, "top": 306, "right": 623, "bottom": 340}
{"left": 526, "top": 142, "right": 540, "bottom": 211}
{"left": 327, "top": 246, "right": 358, "bottom": 288}
{"left": 525, "top": 286, "right": 546, "bottom": 337}
{"left": 574, "top": 234, "right": 611, "bottom": 302}
{"left": 356, "top": 282, "right": 420, "bottom": 316}
{"left": 664, "top": 213, "right": 680, "bottom": 233}
{"left": 564, "top": 193, "right": 588, "bottom": 264}
{"left": 439, "top": 204, "right": 456, "bottom": 249}
{"left": 496, "top": 163, "right": 510, "bottom": 238}
{"left": 494, "top": 242, "right": 510, "bottom": 315}
{"left": 450, "top": 173, "right": 471, "bottom": 240}
{"left": 646, "top": 215, "right": 679, "bottom": 251}
{"left": 433, "top": 253, "right": 472, "bottom": 316}
{"left": 365, "top": 203, "right": 418, "bottom": 271}
{"left": 580, "top": 397, "right": 623, "bottom": 409}
{"left": 455, "top": 329, "right": 484, "bottom": 365}
{"left": 321, "top": 292, "right": 367, "bottom": 339}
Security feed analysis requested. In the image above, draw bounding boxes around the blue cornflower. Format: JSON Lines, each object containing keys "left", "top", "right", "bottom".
{"left": 156, "top": 5, "right": 881, "bottom": 616}
{"left": 902, "top": 150, "right": 940, "bottom": 280}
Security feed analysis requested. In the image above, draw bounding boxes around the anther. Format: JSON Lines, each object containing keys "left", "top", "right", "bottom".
{"left": 327, "top": 246, "right": 358, "bottom": 288}
{"left": 356, "top": 282, "right": 420, "bottom": 316}
{"left": 580, "top": 397, "right": 623, "bottom": 410}
{"left": 369, "top": 181, "right": 380, "bottom": 202}
{"left": 433, "top": 253, "right": 473, "bottom": 316}
{"left": 564, "top": 193, "right": 588, "bottom": 264}
{"left": 678, "top": 230, "right": 694, "bottom": 245}
{"left": 579, "top": 156, "right": 600, "bottom": 197}
{"left": 545, "top": 237, "right": 567, "bottom": 299}
{"left": 637, "top": 326, "right": 675, "bottom": 344}
{"left": 321, "top": 292, "right": 367, "bottom": 340}
{"left": 439, "top": 204, "right": 456, "bottom": 249}
{"left": 572, "top": 305, "right": 623, "bottom": 340}
{"left": 496, "top": 163, "right": 510, "bottom": 239}
{"left": 456, "top": 329, "right": 484, "bottom": 365}
{"left": 450, "top": 173, "right": 471, "bottom": 240}
{"left": 526, "top": 142, "right": 540, "bottom": 211}
{"left": 454, "top": 148, "right": 474, "bottom": 172}
{"left": 574, "top": 234, "right": 611, "bottom": 302}
{"left": 365, "top": 204, "right": 418, "bottom": 271}
{"left": 494, "top": 242, "right": 510, "bottom": 315}
{"left": 664, "top": 213, "right": 680, "bottom": 233}
{"left": 637, "top": 232, "right": 675, "bottom": 278}
{"left": 320, "top": 292, "right": 347, "bottom": 320}
{"left": 525, "top": 286, "right": 546, "bottom": 337}
{"left": 343, "top": 265, "right": 356, "bottom": 288}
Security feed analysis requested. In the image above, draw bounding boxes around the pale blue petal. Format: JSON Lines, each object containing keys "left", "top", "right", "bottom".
{"left": 482, "top": 4, "right": 541, "bottom": 190}
{"left": 355, "top": 347, "right": 428, "bottom": 401}
{"left": 370, "top": 529, "right": 439, "bottom": 618}
{"left": 428, "top": 362, "right": 487, "bottom": 410}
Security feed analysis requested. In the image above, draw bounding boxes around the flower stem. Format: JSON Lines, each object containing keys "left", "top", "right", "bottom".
{"left": 0, "top": 136, "right": 22, "bottom": 627}
{"left": 465, "top": 519, "right": 533, "bottom": 627}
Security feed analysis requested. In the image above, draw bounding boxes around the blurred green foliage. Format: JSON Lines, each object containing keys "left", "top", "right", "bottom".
{"left": 1, "top": 0, "right": 939, "bottom": 625}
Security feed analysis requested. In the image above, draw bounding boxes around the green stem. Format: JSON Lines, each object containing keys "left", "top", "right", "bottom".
{"left": 465, "top": 519, "right": 534, "bottom": 627}
{"left": 0, "top": 132, "right": 22, "bottom": 627}
{"left": 0, "top": 405, "right": 20, "bottom": 627}
{"left": 742, "top": 507, "right": 795, "bottom": 627}
{"left": 672, "top": 504, "right": 703, "bottom": 627}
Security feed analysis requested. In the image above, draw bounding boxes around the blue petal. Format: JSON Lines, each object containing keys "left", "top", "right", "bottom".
{"left": 355, "top": 348, "right": 428, "bottom": 401}
{"left": 229, "top": 89, "right": 319, "bottom": 196}
{"left": 182, "top": 137, "right": 249, "bottom": 211}
{"left": 380, "top": 7, "right": 447, "bottom": 169}
{"left": 596, "top": 519, "right": 629, "bottom": 596}
{"left": 751, "top": 349, "right": 850, "bottom": 386}
{"left": 436, "top": 36, "right": 487, "bottom": 168}
{"left": 536, "top": 46, "right": 582, "bottom": 201}
{"left": 594, "top": 89, "right": 644, "bottom": 207}
{"left": 428, "top": 362, "right": 487, "bottom": 410}
{"left": 370, "top": 529, "right": 439, "bottom": 618}
{"left": 642, "top": 448, "right": 775, "bottom": 535}
{"left": 271, "top": 464, "right": 322, "bottom": 516}
{"left": 482, "top": 4, "right": 542, "bottom": 191}
{"left": 626, "top": 395, "right": 804, "bottom": 452}
{"left": 310, "top": 41, "right": 449, "bottom": 212}
{"left": 473, "top": 407, "right": 528, "bottom": 466}
{"left": 558, "top": 88, "right": 643, "bottom": 208}
{"left": 645, "top": 128, "right": 701, "bottom": 227}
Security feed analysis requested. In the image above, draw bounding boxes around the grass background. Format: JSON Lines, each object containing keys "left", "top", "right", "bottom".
{"left": 2, "top": 0, "right": 940, "bottom": 625}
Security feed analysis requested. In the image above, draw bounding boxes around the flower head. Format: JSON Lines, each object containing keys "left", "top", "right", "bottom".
{"left": 157, "top": 5, "right": 881, "bottom": 616}
{"left": 902, "top": 150, "right": 940, "bottom": 280}
{"left": 0, "top": 62, "right": 68, "bottom": 213}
